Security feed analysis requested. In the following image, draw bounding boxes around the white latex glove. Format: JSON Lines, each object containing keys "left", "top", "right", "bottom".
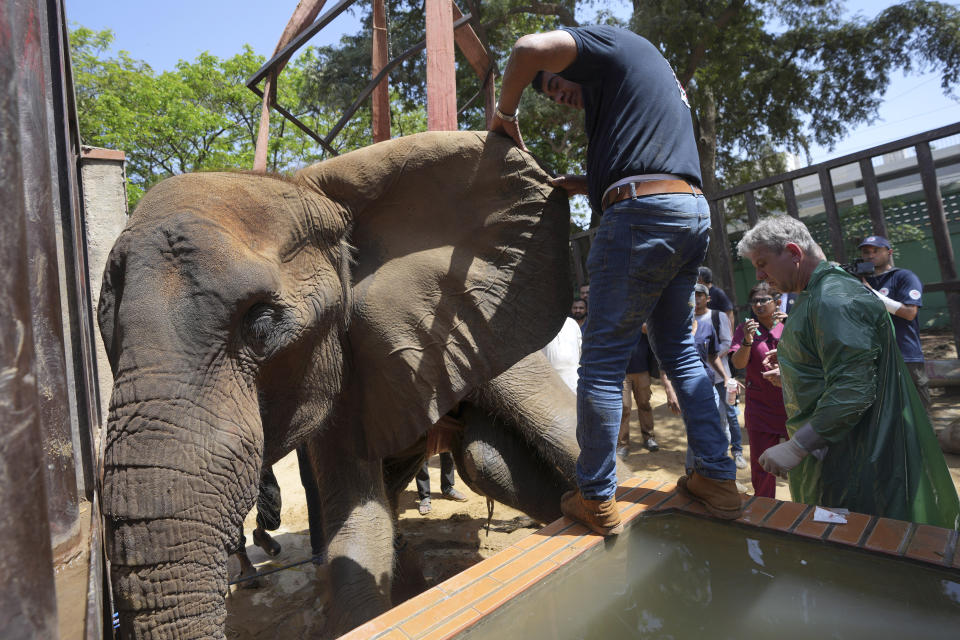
{"left": 758, "top": 438, "right": 809, "bottom": 478}
{"left": 869, "top": 287, "right": 903, "bottom": 314}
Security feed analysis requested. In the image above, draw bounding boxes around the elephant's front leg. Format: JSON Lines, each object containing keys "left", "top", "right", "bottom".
{"left": 308, "top": 438, "right": 394, "bottom": 637}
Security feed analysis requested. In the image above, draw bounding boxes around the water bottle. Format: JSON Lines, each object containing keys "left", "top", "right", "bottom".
{"left": 725, "top": 378, "right": 738, "bottom": 405}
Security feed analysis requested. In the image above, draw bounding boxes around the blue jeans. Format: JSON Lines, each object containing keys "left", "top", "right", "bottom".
{"left": 715, "top": 381, "right": 742, "bottom": 453}
{"left": 576, "top": 193, "right": 736, "bottom": 500}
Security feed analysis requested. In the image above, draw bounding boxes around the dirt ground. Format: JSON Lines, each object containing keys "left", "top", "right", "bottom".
{"left": 223, "top": 330, "right": 960, "bottom": 639}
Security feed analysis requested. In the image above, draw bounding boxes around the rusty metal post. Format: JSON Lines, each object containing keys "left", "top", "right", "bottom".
{"left": 425, "top": 0, "right": 457, "bottom": 130}
{"left": 916, "top": 141, "right": 960, "bottom": 355}
{"left": 371, "top": 0, "right": 390, "bottom": 142}
{"left": 0, "top": 1, "right": 59, "bottom": 635}
{"left": 859, "top": 157, "right": 887, "bottom": 238}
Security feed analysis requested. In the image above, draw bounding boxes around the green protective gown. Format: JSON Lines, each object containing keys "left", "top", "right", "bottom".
{"left": 778, "top": 261, "right": 960, "bottom": 529}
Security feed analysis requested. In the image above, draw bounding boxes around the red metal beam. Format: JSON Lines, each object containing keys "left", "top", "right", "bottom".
{"left": 371, "top": 0, "right": 390, "bottom": 142}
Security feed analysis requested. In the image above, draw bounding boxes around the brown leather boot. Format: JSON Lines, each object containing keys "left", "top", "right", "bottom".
{"left": 560, "top": 490, "right": 624, "bottom": 536}
{"left": 676, "top": 472, "right": 744, "bottom": 520}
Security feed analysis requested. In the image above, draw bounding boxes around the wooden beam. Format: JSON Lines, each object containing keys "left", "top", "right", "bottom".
{"left": 744, "top": 190, "right": 759, "bottom": 226}
{"left": 782, "top": 179, "right": 799, "bottom": 219}
{"left": 451, "top": 2, "right": 490, "bottom": 78}
{"left": 818, "top": 167, "right": 845, "bottom": 262}
{"left": 425, "top": 0, "right": 457, "bottom": 131}
{"left": 859, "top": 157, "right": 887, "bottom": 237}
{"left": 916, "top": 141, "right": 960, "bottom": 355}
{"left": 709, "top": 199, "right": 738, "bottom": 308}
{"left": 371, "top": 0, "right": 390, "bottom": 143}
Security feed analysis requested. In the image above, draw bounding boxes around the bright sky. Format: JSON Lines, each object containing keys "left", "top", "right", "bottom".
{"left": 66, "top": 0, "right": 958, "bottom": 167}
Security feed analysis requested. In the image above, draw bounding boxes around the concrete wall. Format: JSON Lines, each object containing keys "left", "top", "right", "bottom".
{"left": 79, "top": 147, "right": 127, "bottom": 426}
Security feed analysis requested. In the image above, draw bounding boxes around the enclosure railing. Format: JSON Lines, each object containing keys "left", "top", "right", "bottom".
{"left": 569, "top": 121, "right": 960, "bottom": 354}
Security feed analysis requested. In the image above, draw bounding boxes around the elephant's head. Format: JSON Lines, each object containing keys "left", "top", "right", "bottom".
{"left": 98, "top": 131, "right": 570, "bottom": 638}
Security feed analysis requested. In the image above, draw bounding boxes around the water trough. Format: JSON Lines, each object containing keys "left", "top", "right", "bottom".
{"left": 341, "top": 477, "right": 960, "bottom": 640}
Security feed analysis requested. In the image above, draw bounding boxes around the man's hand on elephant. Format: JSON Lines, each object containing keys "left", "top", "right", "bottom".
{"left": 758, "top": 438, "right": 809, "bottom": 478}
{"left": 548, "top": 174, "right": 589, "bottom": 197}
{"left": 491, "top": 115, "right": 528, "bottom": 152}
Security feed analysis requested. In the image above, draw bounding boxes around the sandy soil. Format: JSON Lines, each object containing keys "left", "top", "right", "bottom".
{"left": 224, "top": 337, "right": 960, "bottom": 639}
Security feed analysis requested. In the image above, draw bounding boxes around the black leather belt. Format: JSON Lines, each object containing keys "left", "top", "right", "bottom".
{"left": 601, "top": 179, "right": 703, "bottom": 211}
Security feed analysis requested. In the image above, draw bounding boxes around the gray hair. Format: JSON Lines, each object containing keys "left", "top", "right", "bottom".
{"left": 737, "top": 215, "right": 823, "bottom": 259}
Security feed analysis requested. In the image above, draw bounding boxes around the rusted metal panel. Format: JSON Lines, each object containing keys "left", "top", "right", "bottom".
{"left": 0, "top": 1, "right": 60, "bottom": 636}
{"left": 16, "top": 0, "right": 80, "bottom": 556}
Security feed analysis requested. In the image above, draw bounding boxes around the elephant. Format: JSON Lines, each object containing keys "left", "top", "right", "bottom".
{"left": 98, "top": 131, "right": 579, "bottom": 639}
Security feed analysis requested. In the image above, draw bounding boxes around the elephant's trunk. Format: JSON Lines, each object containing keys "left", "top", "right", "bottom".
{"left": 455, "top": 403, "right": 572, "bottom": 524}
{"left": 103, "top": 373, "right": 262, "bottom": 640}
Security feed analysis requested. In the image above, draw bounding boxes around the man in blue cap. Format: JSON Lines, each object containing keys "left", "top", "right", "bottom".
{"left": 859, "top": 235, "right": 929, "bottom": 409}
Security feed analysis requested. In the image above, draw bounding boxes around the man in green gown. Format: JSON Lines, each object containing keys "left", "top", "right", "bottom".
{"left": 737, "top": 216, "right": 959, "bottom": 529}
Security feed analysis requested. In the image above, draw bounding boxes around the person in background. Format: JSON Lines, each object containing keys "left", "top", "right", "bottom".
{"left": 695, "top": 282, "right": 746, "bottom": 469}
{"left": 618, "top": 326, "right": 673, "bottom": 457}
{"left": 579, "top": 282, "right": 590, "bottom": 304}
{"left": 698, "top": 266, "right": 734, "bottom": 333}
{"left": 859, "top": 235, "right": 930, "bottom": 410}
{"left": 416, "top": 452, "right": 468, "bottom": 515}
{"left": 570, "top": 298, "right": 588, "bottom": 328}
{"left": 728, "top": 282, "right": 788, "bottom": 498}
{"left": 737, "top": 216, "right": 959, "bottom": 526}
{"left": 543, "top": 313, "right": 582, "bottom": 393}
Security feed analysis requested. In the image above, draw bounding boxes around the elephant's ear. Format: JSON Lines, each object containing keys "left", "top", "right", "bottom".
{"left": 297, "top": 131, "right": 571, "bottom": 459}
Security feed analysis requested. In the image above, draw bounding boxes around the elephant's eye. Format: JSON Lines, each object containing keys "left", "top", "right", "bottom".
{"left": 243, "top": 303, "right": 278, "bottom": 353}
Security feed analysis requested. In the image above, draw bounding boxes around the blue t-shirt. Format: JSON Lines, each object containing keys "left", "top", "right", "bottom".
{"left": 558, "top": 25, "right": 703, "bottom": 214}
{"left": 693, "top": 314, "right": 720, "bottom": 380}
{"left": 867, "top": 267, "right": 924, "bottom": 362}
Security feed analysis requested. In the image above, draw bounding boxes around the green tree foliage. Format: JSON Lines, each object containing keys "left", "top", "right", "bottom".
{"left": 70, "top": 26, "right": 378, "bottom": 209}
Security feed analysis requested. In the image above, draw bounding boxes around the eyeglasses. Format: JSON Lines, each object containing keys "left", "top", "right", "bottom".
{"left": 751, "top": 297, "right": 774, "bottom": 305}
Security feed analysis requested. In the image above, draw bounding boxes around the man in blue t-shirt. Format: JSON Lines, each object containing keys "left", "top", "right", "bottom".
{"left": 860, "top": 235, "right": 930, "bottom": 409}
{"left": 490, "top": 26, "right": 741, "bottom": 533}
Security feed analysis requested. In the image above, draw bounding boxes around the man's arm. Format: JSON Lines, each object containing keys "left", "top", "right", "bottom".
{"left": 716, "top": 311, "right": 732, "bottom": 356}
{"left": 490, "top": 30, "right": 579, "bottom": 150}
{"left": 804, "top": 295, "right": 880, "bottom": 442}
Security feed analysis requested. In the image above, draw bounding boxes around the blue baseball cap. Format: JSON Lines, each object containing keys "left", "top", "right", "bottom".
{"left": 858, "top": 235, "right": 891, "bottom": 249}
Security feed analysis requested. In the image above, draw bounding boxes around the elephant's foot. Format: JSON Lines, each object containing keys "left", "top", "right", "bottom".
{"left": 252, "top": 526, "right": 282, "bottom": 557}
{"left": 234, "top": 550, "right": 262, "bottom": 589}
{"left": 391, "top": 537, "right": 428, "bottom": 604}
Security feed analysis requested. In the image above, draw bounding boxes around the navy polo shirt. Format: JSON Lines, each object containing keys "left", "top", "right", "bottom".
{"left": 558, "top": 25, "right": 702, "bottom": 214}
{"left": 867, "top": 267, "right": 924, "bottom": 362}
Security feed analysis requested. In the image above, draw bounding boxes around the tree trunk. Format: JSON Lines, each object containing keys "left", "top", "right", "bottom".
{"left": 694, "top": 87, "right": 737, "bottom": 305}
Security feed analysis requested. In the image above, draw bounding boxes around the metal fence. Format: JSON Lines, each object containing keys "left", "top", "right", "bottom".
{"left": 570, "top": 122, "right": 960, "bottom": 352}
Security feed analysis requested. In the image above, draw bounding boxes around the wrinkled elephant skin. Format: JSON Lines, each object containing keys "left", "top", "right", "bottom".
{"left": 98, "top": 132, "right": 572, "bottom": 639}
